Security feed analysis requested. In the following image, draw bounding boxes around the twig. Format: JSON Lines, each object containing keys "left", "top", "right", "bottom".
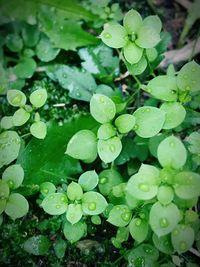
{"left": 53, "top": 103, "right": 66, "bottom": 107}
{"left": 114, "top": 71, "right": 129, "bottom": 82}
{"left": 189, "top": 247, "right": 200, "bottom": 258}
{"left": 159, "top": 37, "right": 200, "bottom": 68}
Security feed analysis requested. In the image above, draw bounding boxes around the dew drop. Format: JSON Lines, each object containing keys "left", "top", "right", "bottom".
{"left": 109, "top": 144, "right": 115, "bottom": 152}
{"left": 76, "top": 92, "right": 81, "bottom": 97}
{"left": 103, "top": 32, "right": 112, "bottom": 39}
{"left": 173, "top": 229, "right": 179, "bottom": 236}
{"left": 139, "top": 183, "right": 149, "bottom": 192}
{"left": 121, "top": 212, "right": 131, "bottom": 222}
{"left": 135, "top": 218, "right": 142, "bottom": 226}
{"left": 179, "top": 241, "right": 187, "bottom": 251}
{"left": 99, "top": 96, "right": 105, "bottom": 103}
{"left": 170, "top": 141, "right": 175, "bottom": 147}
{"left": 192, "top": 68, "right": 196, "bottom": 72}
{"left": 159, "top": 217, "right": 169, "bottom": 228}
{"left": 42, "top": 188, "right": 49, "bottom": 194}
{"left": 50, "top": 195, "right": 54, "bottom": 199}
{"left": 100, "top": 177, "right": 107, "bottom": 184}
{"left": 88, "top": 202, "right": 96, "bottom": 211}
{"left": 61, "top": 196, "right": 66, "bottom": 202}
{"left": 186, "top": 85, "right": 191, "bottom": 90}
{"left": 56, "top": 204, "right": 60, "bottom": 209}
{"left": 145, "top": 108, "right": 150, "bottom": 112}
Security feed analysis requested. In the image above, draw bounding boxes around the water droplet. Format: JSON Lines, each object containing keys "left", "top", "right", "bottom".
{"left": 183, "top": 75, "right": 188, "bottom": 79}
{"left": 186, "top": 85, "right": 191, "bottom": 90}
{"left": 160, "top": 218, "right": 169, "bottom": 228}
{"left": 139, "top": 183, "right": 149, "bottom": 192}
{"left": 181, "top": 225, "right": 186, "bottom": 230}
{"left": 88, "top": 202, "right": 96, "bottom": 211}
{"left": 135, "top": 218, "right": 142, "bottom": 226}
{"left": 170, "top": 141, "right": 175, "bottom": 147}
{"left": 61, "top": 196, "right": 66, "bottom": 202}
{"left": 42, "top": 188, "right": 49, "bottom": 194}
{"left": 63, "top": 74, "right": 67, "bottom": 78}
{"left": 179, "top": 241, "right": 187, "bottom": 251}
{"left": 8, "top": 180, "right": 14, "bottom": 188}
{"left": 76, "top": 92, "right": 81, "bottom": 97}
{"left": 50, "top": 195, "right": 54, "bottom": 199}
{"left": 56, "top": 205, "right": 60, "bottom": 209}
{"left": 103, "top": 32, "right": 112, "bottom": 39}
{"left": 144, "top": 247, "right": 153, "bottom": 254}
{"left": 99, "top": 96, "right": 105, "bottom": 103}
{"left": 121, "top": 212, "right": 131, "bottom": 222}
{"left": 145, "top": 108, "right": 150, "bottom": 112}
{"left": 100, "top": 177, "right": 107, "bottom": 184}
{"left": 192, "top": 68, "right": 196, "bottom": 72}
{"left": 139, "top": 212, "right": 145, "bottom": 219}
{"left": 133, "top": 124, "right": 139, "bottom": 130}
{"left": 109, "top": 144, "right": 115, "bottom": 152}
{"left": 173, "top": 229, "right": 179, "bottom": 236}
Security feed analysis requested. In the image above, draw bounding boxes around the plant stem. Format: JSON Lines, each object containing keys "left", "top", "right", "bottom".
{"left": 21, "top": 133, "right": 31, "bottom": 138}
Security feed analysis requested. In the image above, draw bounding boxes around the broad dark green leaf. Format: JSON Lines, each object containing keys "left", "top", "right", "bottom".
{"left": 46, "top": 64, "right": 97, "bottom": 101}
{"left": 23, "top": 235, "right": 51, "bottom": 255}
{"left": 17, "top": 115, "right": 98, "bottom": 187}
{"left": 39, "top": 6, "right": 98, "bottom": 51}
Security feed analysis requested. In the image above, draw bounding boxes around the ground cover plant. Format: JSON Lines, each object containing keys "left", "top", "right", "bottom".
{"left": 0, "top": 0, "right": 200, "bottom": 266}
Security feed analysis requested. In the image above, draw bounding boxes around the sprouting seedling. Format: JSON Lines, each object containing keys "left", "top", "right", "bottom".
{"left": 0, "top": 164, "right": 29, "bottom": 220}
{"left": 1, "top": 88, "right": 48, "bottom": 139}
{"left": 100, "top": 9, "right": 162, "bottom": 75}
{"left": 41, "top": 170, "right": 107, "bottom": 228}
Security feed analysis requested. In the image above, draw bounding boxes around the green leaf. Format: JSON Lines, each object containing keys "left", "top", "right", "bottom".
{"left": 39, "top": 6, "right": 98, "bottom": 51}
{"left": 78, "top": 170, "right": 99, "bottom": 191}
{"left": 98, "top": 168, "right": 123, "bottom": 196}
{"left": 23, "top": 235, "right": 51, "bottom": 256}
{"left": 5, "top": 33, "right": 23, "bottom": 52}
{"left": 90, "top": 94, "right": 116, "bottom": 124}
{"left": 7, "top": 89, "right": 26, "bottom": 107}
{"left": 5, "top": 193, "right": 29, "bottom": 220}
{"left": 136, "top": 25, "right": 161, "bottom": 49}
{"left": 97, "top": 136, "right": 122, "bottom": 163}
{"left": 13, "top": 108, "right": 30, "bottom": 126}
{"left": 30, "top": 121, "right": 47, "bottom": 139}
{"left": 146, "top": 48, "right": 158, "bottom": 62}
{"left": 13, "top": 58, "right": 36, "bottom": 79}
{"left": 0, "top": 131, "right": 21, "bottom": 168}
{"left": 126, "top": 55, "right": 147, "bottom": 76}
{"left": 2, "top": 164, "right": 24, "bottom": 189}
{"left": 66, "top": 129, "right": 97, "bottom": 162}
{"left": 100, "top": 23, "right": 127, "bottom": 48}
{"left": 157, "top": 136, "right": 187, "bottom": 169}
{"left": 133, "top": 106, "right": 165, "bottom": 138}
{"left": 171, "top": 224, "right": 195, "bottom": 253}
{"left": 46, "top": 64, "right": 97, "bottom": 102}
{"left": 63, "top": 220, "right": 87, "bottom": 243}
{"left": 78, "top": 44, "right": 119, "bottom": 82}
{"left": 30, "top": 88, "right": 47, "bottom": 108}
{"left": 177, "top": 61, "right": 200, "bottom": 92}
{"left": 123, "top": 9, "right": 143, "bottom": 34}
{"left": 41, "top": 193, "right": 68, "bottom": 215}
{"left": 160, "top": 102, "right": 186, "bottom": 129}
{"left": 53, "top": 239, "right": 67, "bottom": 259}
{"left": 97, "top": 123, "right": 116, "bottom": 140}
{"left": 40, "top": 182, "right": 56, "bottom": 197}
{"left": 146, "top": 75, "right": 178, "bottom": 101}
{"left": 129, "top": 218, "right": 148, "bottom": 243}
{"left": 67, "top": 182, "right": 83, "bottom": 201}
{"left": 22, "top": 23, "right": 40, "bottom": 47}
{"left": 38, "top": 0, "right": 97, "bottom": 21}
{"left": 107, "top": 205, "right": 132, "bottom": 227}
{"left": 115, "top": 114, "right": 135, "bottom": 134}
{"left": 186, "top": 131, "right": 200, "bottom": 154}
{"left": 174, "top": 172, "right": 200, "bottom": 199}
{"left": 0, "top": 0, "right": 37, "bottom": 25}
{"left": 82, "top": 191, "right": 107, "bottom": 215}
{"left": 0, "top": 180, "right": 10, "bottom": 214}
{"left": 127, "top": 164, "right": 160, "bottom": 200}
{"left": 123, "top": 42, "right": 143, "bottom": 64}
{"left": 152, "top": 233, "right": 174, "bottom": 255}
{"left": 149, "top": 201, "right": 180, "bottom": 237}
{"left": 36, "top": 34, "right": 60, "bottom": 62}
{"left": 116, "top": 227, "right": 129, "bottom": 243}
{"left": 128, "top": 244, "right": 159, "bottom": 267}
{"left": 143, "top": 15, "right": 162, "bottom": 33}
{"left": 157, "top": 185, "right": 174, "bottom": 205}
{"left": 66, "top": 203, "right": 83, "bottom": 224}
{"left": 0, "top": 116, "right": 14, "bottom": 129}
{"left": 18, "top": 115, "right": 96, "bottom": 187}
{"left": 148, "top": 133, "right": 167, "bottom": 158}
{"left": 91, "top": 215, "right": 101, "bottom": 225}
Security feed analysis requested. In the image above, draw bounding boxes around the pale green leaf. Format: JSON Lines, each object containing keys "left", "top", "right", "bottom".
{"left": 157, "top": 185, "right": 174, "bottom": 205}
{"left": 107, "top": 205, "right": 132, "bottom": 227}
{"left": 133, "top": 106, "right": 165, "bottom": 138}
{"left": 152, "top": 233, "right": 174, "bottom": 255}
{"left": 136, "top": 25, "right": 161, "bottom": 48}
{"left": 2, "top": 164, "right": 24, "bottom": 189}
{"left": 40, "top": 182, "right": 56, "bottom": 197}
{"left": 100, "top": 23, "right": 127, "bottom": 48}
{"left": 63, "top": 220, "right": 87, "bottom": 243}
{"left": 13, "top": 58, "right": 36, "bottom": 79}
{"left": 41, "top": 193, "right": 68, "bottom": 215}
{"left": 13, "top": 108, "right": 30, "bottom": 126}
{"left": 149, "top": 201, "right": 180, "bottom": 237}
{"left": 90, "top": 94, "right": 116, "bottom": 124}
{"left": 97, "top": 136, "right": 122, "bottom": 163}
{"left": 82, "top": 191, "right": 107, "bottom": 215}
{"left": 30, "top": 121, "right": 47, "bottom": 139}
{"left": 97, "top": 123, "right": 116, "bottom": 140}
{"left": 7, "top": 89, "right": 26, "bottom": 107}
{"left": 123, "top": 42, "right": 143, "bottom": 64}
{"left": 0, "top": 116, "right": 14, "bottom": 130}
{"left": 5, "top": 193, "right": 29, "bottom": 220}
{"left": 67, "top": 182, "right": 83, "bottom": 201}
{"left": 115, "top": 114, "right": 135, "bottom": 134}
{"left": 157, "top": 136, "right": 187, "bottom": 169}
{"left": 126, "top": 55, "right": 147, "bottom": 76}
{"left": 78, "top": 170, "right": 98, "bottom": 191}
{"left": 129, "top": 218, "right": 148, "bottom": 243}
{"left": 66, "top": 203, "right": 83, "bottom": 224}
{"left": 160, "top": 102, "right": 186, "bottom": 129}
{"left": 30, "top": 89, "right": 47, "bottom": 108}
{"left": 123, "top": 9, "right": 143, "bottom": 34}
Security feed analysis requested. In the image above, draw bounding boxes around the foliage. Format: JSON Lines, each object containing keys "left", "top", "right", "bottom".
{"left": 0, "top": 1, "right": 200, "bottom": 266}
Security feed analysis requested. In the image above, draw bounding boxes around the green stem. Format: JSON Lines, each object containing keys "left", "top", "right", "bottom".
{"left": 126, "top": 86, "right": 141, "bottom": 107}
{"left": 21, "top": 133, "right": 31, "bottom": 138}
